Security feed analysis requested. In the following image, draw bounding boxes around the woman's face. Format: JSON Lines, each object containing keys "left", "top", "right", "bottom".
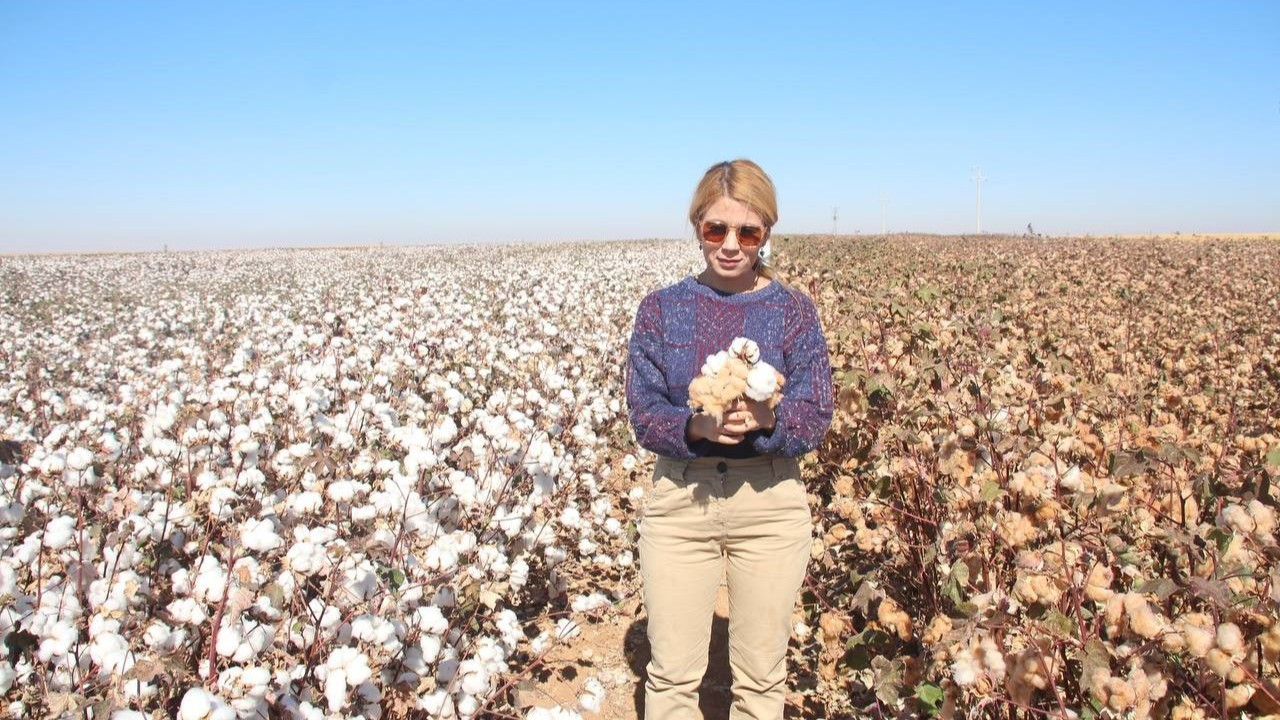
{"left": 698, "top": 196, "right": 769, "bottom": 285}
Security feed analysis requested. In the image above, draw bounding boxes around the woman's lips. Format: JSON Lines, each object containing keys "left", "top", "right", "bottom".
{"left": 716, "top": 257, "right": 742, "bottom": 269}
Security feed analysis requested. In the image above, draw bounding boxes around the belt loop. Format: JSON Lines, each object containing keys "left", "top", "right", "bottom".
{"left": 672, "top": 458, "right": 689, "bottom": 482}
{"left": 770, "top": 456, "right": 786, "bottom": 480}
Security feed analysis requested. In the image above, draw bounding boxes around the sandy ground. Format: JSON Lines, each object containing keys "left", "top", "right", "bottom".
{"left": 518, "top": 583, "right": 736, "bottom": 720}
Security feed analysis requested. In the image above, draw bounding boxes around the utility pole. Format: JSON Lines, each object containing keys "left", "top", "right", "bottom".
{"left": 971, "top": 167, "right": 986, "bottom": 233}
{"left": 832, "top": 207, "right": 838, "bottom": 235}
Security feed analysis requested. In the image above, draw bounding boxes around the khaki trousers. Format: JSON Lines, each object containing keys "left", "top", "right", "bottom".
{"left": 638, "top": 455, "right": 813, "bottom": 720}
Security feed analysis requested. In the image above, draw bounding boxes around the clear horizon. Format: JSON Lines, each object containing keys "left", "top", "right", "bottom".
{"left": 2, "top": 1, "right": 1278, "bottom": 253}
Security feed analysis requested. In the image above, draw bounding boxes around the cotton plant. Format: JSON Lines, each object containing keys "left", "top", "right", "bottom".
{"left": 0, "top": 242, "right": 685, "bottom": 717}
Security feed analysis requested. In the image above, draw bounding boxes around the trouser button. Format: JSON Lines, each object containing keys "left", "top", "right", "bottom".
{"left": 715, "top": 461, "right": 728, "bottom": 473}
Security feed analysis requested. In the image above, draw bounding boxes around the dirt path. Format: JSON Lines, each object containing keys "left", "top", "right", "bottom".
{"left": 520, "top": 584, "right": 735, "bottom": 720}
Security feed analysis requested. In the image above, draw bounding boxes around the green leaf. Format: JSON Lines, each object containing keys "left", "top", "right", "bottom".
{"left": 1207, "top": 527, "right": 1234, "bottom": 554}
{"left": 980, "top": 480, "right": 1004, "bottom": 502}
{"left": 1267, "top": 448, "right": 1280, "bottom": 468}
{"left": 846, "top": 645, "right": 872, "bottom": 670}
{"left": 1043, "top": 609, "right": 1076, "bottom": 637}
{"left": 915, "top": 682, "right": 945, "bottom": 713}
{"left": 1116, "top": 550, "right": 1143, "bottom": 567}
{"left": 872, "top": 656, "right": 904, "bottom": 705}
{"left": 1136, "top": 577, "right": 1178, "bottom": 600}
{"left": 1110, "top": 451, "right": 1146, "bottom": 478}
{"left": 1078, "top": 639, "right": 1111, "bottom": 695}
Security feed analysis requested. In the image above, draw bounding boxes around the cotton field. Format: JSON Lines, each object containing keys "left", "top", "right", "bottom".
{"left": 0, "top": 242, "right": 685, "bottom": 719}
{"left": 2, "top": 236, "right": 1279, "bottom": 720}
{"left": 776, "top": 236, "right": 1280, "bottom": 719}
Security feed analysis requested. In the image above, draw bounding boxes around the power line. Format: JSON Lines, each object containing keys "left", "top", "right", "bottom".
{"left": 971, "top": 167, "right": 986, "bottom": 233}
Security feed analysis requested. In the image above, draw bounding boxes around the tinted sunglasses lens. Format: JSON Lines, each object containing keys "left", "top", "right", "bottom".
{"left": 738, "top": 226, "right": 763, "bottom": 246}
{"left": 702, "top": 222, "right": 728, "bottom": 243}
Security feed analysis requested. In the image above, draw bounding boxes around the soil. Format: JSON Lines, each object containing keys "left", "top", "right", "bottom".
{"left": 519, "top": 582, "right": 735, "bottom": 720}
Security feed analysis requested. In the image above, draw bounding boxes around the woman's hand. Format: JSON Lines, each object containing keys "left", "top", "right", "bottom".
{"left": 688, "top": 400, "right": 776, "bottom": 444}
{"left": 722, "top": 399, "right": 776, "bottom": 436}
{"left": 687, "top": 412, "right": 745, "bottom": 445}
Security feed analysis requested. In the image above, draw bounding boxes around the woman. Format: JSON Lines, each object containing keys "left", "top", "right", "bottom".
{"left": 626, "top": 159, "right": 834, "bottom": 719}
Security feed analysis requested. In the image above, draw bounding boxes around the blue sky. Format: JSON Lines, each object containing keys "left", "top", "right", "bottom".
{"left": 2, "top": 2, "right": 1277, "bottom": 252}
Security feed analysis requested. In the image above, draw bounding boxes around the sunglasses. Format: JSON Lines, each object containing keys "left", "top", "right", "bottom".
{"left": 700, "top": 221, "right": 767, "bottom": 248}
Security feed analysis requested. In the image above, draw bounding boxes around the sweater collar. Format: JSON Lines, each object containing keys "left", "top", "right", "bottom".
{"left": 682, "top": 274, "right": 783, "bottom": 304}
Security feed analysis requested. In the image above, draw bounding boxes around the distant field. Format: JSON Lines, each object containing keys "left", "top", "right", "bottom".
{"left": 0, "top": 237, "right": 1277, "bottom": 719}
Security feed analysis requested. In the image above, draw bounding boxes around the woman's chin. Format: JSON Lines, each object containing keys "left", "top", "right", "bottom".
{"left": 712, "top": 258, "right": 748, "bottom": 275}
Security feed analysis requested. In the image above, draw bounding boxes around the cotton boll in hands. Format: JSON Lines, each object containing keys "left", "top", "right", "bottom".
{"left": 729, "top": 337, "right": 761, "bottom": 365}
{"left": 688, "top": 337, "right": 786, "bottom": 423}
{"left": 701, "top": 351, "right": 729, "bottom": 378}
{"left": 744, "top": 362, "right": 786, "bottom": 404}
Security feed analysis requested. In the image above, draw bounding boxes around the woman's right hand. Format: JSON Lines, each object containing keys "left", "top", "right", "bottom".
{"left": 687, "top": 412, "right": 745, "bottom": 445}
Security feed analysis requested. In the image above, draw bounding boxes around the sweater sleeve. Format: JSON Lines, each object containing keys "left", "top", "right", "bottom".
{"left": 626, "top": 292, "right": 698, "bottom": 459}
{"left": 752, "top": 289, "right": 834, "bottom": 457}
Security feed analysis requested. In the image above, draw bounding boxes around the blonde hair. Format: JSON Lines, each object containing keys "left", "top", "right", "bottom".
{"left": 688, "top": 159, "right": 779, "bottom": 279}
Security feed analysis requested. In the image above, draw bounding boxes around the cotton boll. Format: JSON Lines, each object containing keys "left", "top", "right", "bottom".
{"left": 1218, "top": 504, "right": 1255, "bottom": 535}
{"left": 44, "top": 515, "right": 77, "bottom": 550}
{"left": 215, "top": 624, "right": 243, "bottom": 658}
{"left": 1246, "top": 499, "right": 1277, "bottom": 541}
{"left": 208, "top": 487, "right": 238, "bottom": 521}
{"left": 288, "top": 491, "right": 324, "bottom": 515}
{"left": 414, "top": 606, "right": 450, "bottom": 635}
{"left": 167, "top": 598, "right": 209, "bottom": 626}
{"left": 1216, "top": 622, "right": 1244, "bottom": 655}
{"left": 509, "top": 558, "right": 530, "bottom": 590}
{"left": 571, "top": 592, "right": 610, "bottom": 613}
{"left": 144, "top": 621, "right": 188, "bottom": 653}
{"left": 729, "top": 337, "right": 761, "bottom": 365}
{"left": 1174, "top": 614, "right": 1215, "bottom": 658}
{"left": 1123, "top": 594, "right": 1167, "bottom": 639}
{"left": 745, "top": 362, "right": 782, "bottom": 402}
{"left": 555, "top": 618, "right": 581, "bottom": 641}
{"left": 178, "top": 687, "right": 236, "bottom": 720}
{"left": 239, "top": 518, "right": 283, "bottom": 552}
{"left": 433, "top": 417, "right": 459, "bottom": 448}
{"left": 701, "top": 351, "right": 729, "bottom": 378}
{"left": 1205, "top": 648, "right": 1235, "bottom": 677}
{"left": 456, "top": 693, "right": 480, "bottom": 718}
{"left": 877, "top": 598, "right": 912, "bottom": 640}
{"left": 66, "top": 446, "right": 94, "bottom": 471}
{"left": 417, "top": 688, "right": 455, "bottom": 717}
{"left": 578, "top": 677, "right": 606, "bottom": 713}
{"left": 323, "top": 668, "right": 349, "bottom": 712}
{"left": 1084, "top": 563, "right": 1114, "bottom": 602}
{"left": 457, "top": 658, "right": 490, "bottom": 695}
{"left": 952, "top": 647, "right": 979, "bottom": 686}
{"left": 419, "top": 634, "right": 443, "bottom": 664}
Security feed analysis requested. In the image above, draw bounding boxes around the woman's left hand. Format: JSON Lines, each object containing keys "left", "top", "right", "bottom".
{"left": 721, "top": 399, "right": 776, "bottom": 437}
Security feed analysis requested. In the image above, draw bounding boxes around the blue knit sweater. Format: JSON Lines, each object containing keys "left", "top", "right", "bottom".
{"left": 626, "top": 276, "right": 834, "bottom": 459}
